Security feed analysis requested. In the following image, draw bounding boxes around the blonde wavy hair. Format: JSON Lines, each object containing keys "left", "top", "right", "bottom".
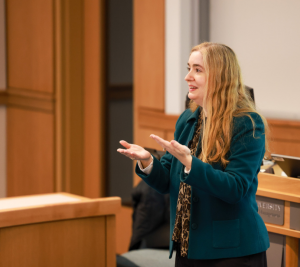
{"left": 189, "top": 42, "right": 270, "bottom": 166}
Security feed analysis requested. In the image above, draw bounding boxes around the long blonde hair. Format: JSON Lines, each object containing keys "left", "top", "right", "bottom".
{"left": 189, "top": 42, "right": 269, "bottom": 166}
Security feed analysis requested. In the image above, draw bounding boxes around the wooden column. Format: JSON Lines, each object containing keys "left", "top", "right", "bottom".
{"left": 83, "top": 0, "right": 107, "bottom": 198}
{"left": 56, "top": 0, "right": 107, "bottom": 197}
{"left": 55, "top": 0, "right": 85, "bottom": 195}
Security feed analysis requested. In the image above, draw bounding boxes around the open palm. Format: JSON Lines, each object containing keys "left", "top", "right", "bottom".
{"left": 117, "top": 140, "right": 151, "bottom": 161}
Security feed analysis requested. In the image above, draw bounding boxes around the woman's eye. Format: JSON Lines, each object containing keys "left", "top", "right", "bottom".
{"left": 196, "top": 69, "right": 201, "bottom": 73}
{"left": 187, "top": 67, "right": 191, "bottom": 71}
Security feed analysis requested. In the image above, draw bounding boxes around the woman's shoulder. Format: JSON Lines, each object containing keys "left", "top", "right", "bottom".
{"left": 232, "top": 112, "right": 265, "bottom": 136}
{"left": 233, "top": 112, "right": 263, "bottom": 125}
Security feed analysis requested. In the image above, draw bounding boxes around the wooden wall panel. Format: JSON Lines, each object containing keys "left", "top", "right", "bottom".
{"left": 134, "top": 0, "right": 165, "bottom": 111}
{"left": 7, "top": 107, "right": 54, "bottom": 196}
{"left": 269, "top": 140, "right": 300, "bottom": 158}
{"left": 136, "top": 128, "right": 165, "bottom": 151}
{"left": 3, "top": 0, "right": 108, "bottom": 198}
{"left": 268, "top": 119, "right": 300, "bottom": 157}
{"left": 7, "top": 0, "right": 53, "bottom": 93}
{"left": 133, "top": 0, "right": 165, "bottom": 186}
{"left": 166, "top": 131, "right": 175, "bottom": 143}
{"left": 0, "top": 217, "right": 106, "bottom": 266}
{"left": 5, "top": 0, "right": 55, "bottom": 197}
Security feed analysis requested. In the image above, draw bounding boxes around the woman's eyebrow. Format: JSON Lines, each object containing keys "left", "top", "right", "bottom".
{"left": 187, "top": 63, "right": 203, "bottom": 68}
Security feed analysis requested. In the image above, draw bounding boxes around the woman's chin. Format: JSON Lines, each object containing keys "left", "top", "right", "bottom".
{"left": 188, "top": 94, "right": 203, "bottom": 106}
{"left": 188, "top": 92, "right": 196, "bottom": 100}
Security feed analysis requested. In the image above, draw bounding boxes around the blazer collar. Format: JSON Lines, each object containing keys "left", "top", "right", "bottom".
{"left": 186, "top": 106, "right": 201, "bottom": 123}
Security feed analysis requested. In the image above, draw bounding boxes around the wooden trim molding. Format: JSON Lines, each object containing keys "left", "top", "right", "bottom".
{"left": 268, "top": 119, "right": 300, "bottom": 128}
{"left": 0, "top": 89, "right": 54, "bottom": 112}
{"left": 6, "top": 87, "right": 53, "bottom": 99}
{"left": 138, "top": 107, "right": 178, "bottom": 131}
{"left": 265, "top": 223, "right": 300, "bottom": 239}
{"left": 0, "top": 195, "right": 121, "bottom": 228}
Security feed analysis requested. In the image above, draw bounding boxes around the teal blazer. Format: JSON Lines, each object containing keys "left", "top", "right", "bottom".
{"left": 135, "top": 107, "right": 270, "bottom": 260}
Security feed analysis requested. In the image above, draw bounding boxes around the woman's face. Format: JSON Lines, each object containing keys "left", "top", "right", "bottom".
{"left": 185, "top": 51, "right": 207, "bottom": 108}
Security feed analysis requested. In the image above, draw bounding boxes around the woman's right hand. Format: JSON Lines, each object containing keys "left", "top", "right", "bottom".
{"left": 117, "top": 140, "right": 152, "bottom": 168}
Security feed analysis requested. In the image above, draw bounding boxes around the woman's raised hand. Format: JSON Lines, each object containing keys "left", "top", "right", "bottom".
{"left": 117, "top": 140, "right": 151, "bottom": 161}
{"left": 150, "top": 134, "right": 193, "bottom": 170}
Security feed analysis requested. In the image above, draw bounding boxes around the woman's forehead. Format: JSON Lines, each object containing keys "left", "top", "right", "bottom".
{"left": 188, "top": 51, "right": 204, "bottom": 65}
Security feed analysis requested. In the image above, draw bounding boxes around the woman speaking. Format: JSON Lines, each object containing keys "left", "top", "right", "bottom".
{"left": 118, "top": 42, "right": 269, "bottom": 266}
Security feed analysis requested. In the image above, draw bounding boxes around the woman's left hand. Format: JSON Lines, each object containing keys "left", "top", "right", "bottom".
{"left": 150, "top": 134, "right": 193, "bottom": 171}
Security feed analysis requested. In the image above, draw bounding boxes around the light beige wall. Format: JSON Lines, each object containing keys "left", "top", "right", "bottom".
{"left": 0, "top": 0, "right": 6, "bottom": 198}
{"left": 165, "top": 0, "right": 200, "bottom": 114}
{"left": 210, "top": 0, "right": 300, "bottom": 120}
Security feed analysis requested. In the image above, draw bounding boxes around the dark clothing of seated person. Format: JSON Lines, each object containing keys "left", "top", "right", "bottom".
{"left": 118, "top": 42, "right": 269, "bottom": 267}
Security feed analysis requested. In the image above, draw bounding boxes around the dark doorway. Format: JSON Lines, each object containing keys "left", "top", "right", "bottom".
{"left": 107, "top": 0, "right": 133, "bottom": 205}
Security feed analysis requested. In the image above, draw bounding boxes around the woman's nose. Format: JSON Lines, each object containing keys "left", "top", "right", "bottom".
{"left": 185, "top": 72, "right": 193, "bottom": 81}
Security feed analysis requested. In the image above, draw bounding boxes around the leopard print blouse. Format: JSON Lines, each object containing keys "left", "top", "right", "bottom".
{"left": 171, "top": 113, "right": 203, "bottom": 257}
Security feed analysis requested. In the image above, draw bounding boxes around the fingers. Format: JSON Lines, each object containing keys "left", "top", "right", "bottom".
{"left": 150, "top": 134, "right": 170, "bottom": 150}
{"left": 170, "top": 140, "right": 178, "bottom": 146}
{"left": 117, "top": 148, "right": 135, "bottom": 160}
{"left": 170, "top": 140, "right": 191, "bottom": 155}
{"left": 170, "top": 140, "right": 184, "bottom": 150}
{"left": 117, "top": 145, "right": 147, "bottom": 161}
{"left": 119, "top": 140, "right": 131, "bottom": 149}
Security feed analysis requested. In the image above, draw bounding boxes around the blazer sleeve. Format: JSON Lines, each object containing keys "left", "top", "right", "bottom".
{"left": 135, "top": 109, "right": 191, "bottom": 194}
{"left": 181, "top": 113, "right": 265, "bottom": 204}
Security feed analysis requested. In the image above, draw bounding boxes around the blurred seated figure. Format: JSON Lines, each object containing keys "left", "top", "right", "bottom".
{"left": 117, "top": 148, "right": 173, "bottom": 267}
{"left": 129, "top": 148, "right": 169, "bottom": 251}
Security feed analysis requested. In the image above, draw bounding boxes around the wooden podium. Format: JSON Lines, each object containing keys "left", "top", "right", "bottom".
{"left": 258, "top": 172, "right": 300, "bottom": 267}
{"left": 0, "top": 193, "right": 121, "bottom": 267}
